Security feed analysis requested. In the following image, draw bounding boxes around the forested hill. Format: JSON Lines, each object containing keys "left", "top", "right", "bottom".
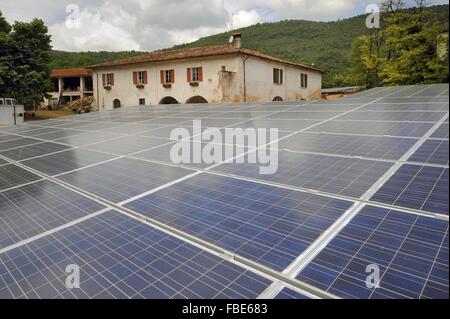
{"left": 50, "top": 4, "right": 448, "bottom": 88}
{"left": 49, "top": 51, "right": 145, "bottom": 70}
{"left": 171, "top": 4, "right": 448, "bottom": 87}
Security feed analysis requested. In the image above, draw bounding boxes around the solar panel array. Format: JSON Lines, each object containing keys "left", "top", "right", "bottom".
{"left": 0, "top": 84, "right": 448, "bottom": 299}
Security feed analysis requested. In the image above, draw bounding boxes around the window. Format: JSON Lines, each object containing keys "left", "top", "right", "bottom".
{"left": 273, "top": 68, "right": 283, "bottom": 85}
{"left": 301, "top": 73, "right": 308, "bottom": 88}
{"left": 133, "top": 71, "right": 148, "bottom": 85}
{"left": 6, "top": 99, "right": 12, "bottom": 106}
{"left": 0, "top": 99, "right": 4, "bottom": 106}
{"left": 139, "top": 98, "right": 146, "bottom": 105}
{"left": 102, "top": 73, "right": 114, "bottom": 86}
{"left": 138, "top": 71, "right": 145, "bottom": 84}
{"left": 187, "top": 67, "right": 203, "bottom": 82}
{"left": 161, "top": 70, "right": 175, "bottom": 84}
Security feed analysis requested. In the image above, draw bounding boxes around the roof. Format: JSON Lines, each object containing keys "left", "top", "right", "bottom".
{"left": 51, "top": 68, "right": 93, "bottom": 78}
{"left": 89, "top": 45, "right": 324, "bottom": 73}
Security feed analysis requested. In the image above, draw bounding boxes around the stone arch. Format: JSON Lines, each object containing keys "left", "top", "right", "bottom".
{"left": 159, "top": 96, "right": 179, "bottom": 104}
{"left": 186, "top": 96, "right": 208, "bottom": 104}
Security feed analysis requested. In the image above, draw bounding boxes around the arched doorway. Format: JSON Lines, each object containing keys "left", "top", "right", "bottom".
{"left": 272, "top": 96, "right": 283, "bottom": 102}
{"left": 159, "top": 96, "right": 179, "bottom": 104}
{"left": 113, "top": 99, "right": 121, "bottom": 108}
{"left": 186, "top": 96, "right": 208, "bottom": 104}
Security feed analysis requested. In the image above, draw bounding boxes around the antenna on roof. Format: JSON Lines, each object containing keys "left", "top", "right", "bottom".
{"left": 228, "top": 12, "right": 234, "bottom": 31}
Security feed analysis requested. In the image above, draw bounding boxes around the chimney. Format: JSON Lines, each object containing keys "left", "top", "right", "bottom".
{"left": 231, "top": 33, "right": 242, "bottom": 49}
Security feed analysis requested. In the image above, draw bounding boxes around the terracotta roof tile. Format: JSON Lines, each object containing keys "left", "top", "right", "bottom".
{"left": 89, "top": 45, "right": 323, "bottom": 73}
{"left": 51, "top": 68, "right": 93, "bottom": 78}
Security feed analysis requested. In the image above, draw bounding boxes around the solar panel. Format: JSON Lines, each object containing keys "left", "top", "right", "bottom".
{"left": 208, "top": 111, "right": 275, "bottom": 119}
{"left": 21, "top": 149, "right": 116, "bottom": 176}
{"left": 275, "top": 287, "right": 311, "bottom": 299}
{"left": 125, "top": 174, "right": 354, "bottom": 271}
{"left": 279, "top": 133, "right": 418, "bottom": 160}
{"left": 55, "top": 131, "right": 123, "bottom": 147}
{"left": 408, "top": 140, "right": 449, "bottom": 165}
{"left": 57, "top": 158, "right": 193, "bottom": 203}
{"left": 83, "top": 136, "right": 171, "bottom": 156}
{"left": 362, "top": 103, "right": 449, "bottom": 112}
{"left": 297, "top": 206, "right": 448, "bottom": 299}
{"left": 0, "top": 138, "right": 42, "bottom": 152}
{"left": 371, "top": 165, "right": 448, "bottom": 215}
{"left": 214, "top": 151, "right": 394, "bottom": 198}
{"left": 33, "top": 129, "right": 86, "bottom": 141}
{"left": 0, "top": 84, "right": 448, "bottom": 300}
{"left": 262, "top": 112, "right": 343, "bottom": 120}
{"left": 134, "top": 140, "right": 255, "bottom": 169}
{"left": 235, "top": 119, "right": 320, "bottom": 131}
{"left": 0, "top": 142, "right": 71, "bottom": 161}
{"left": 0, "top": 164, "right": 42, "bottom": 192}
{"left": 0, "top": 134, "right": 20, "bottom": 143}
{"left": 0, "top": 210, "right": 272, "bottom": 299}
{"left": 430, "top": 123, "right": 449, "bottom": 139}
{"left": 0, "top": 180, "right": 105, "bottom": 249}
{"left": 339, "top": 111, "right": 446, "bottom": 122}
{"left": 307, "top": 121, "right": 435, "bottom": 137}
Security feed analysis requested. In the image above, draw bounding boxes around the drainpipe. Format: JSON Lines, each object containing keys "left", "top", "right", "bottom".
{"left": 243, "top": 56, "right": 249, "bottom": 103}
{"left": 94, "top": 71, "right": 100, "bottom": 111}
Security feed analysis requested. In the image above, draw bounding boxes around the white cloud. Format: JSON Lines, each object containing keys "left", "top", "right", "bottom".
{"left": 1, "top": 0, "right": 448, "bottom": 52}
{"left": 49, "top": 6, "right": 140, "bottom": 51}
{"left": 231, "top": 10, "right": 261, "bottom": 29}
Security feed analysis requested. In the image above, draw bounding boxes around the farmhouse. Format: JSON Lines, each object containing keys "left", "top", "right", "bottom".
{"left": 44, "top": 68, "right": 94, "bottom": 108}
{"left": 89, "top": 34, "right": 323, "bottom": 110}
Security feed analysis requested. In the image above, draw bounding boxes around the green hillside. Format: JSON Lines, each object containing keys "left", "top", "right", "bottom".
{"left": 171, "top": 4, "right": 448, "bottom": 87}
{"left": 50, "top": 4, "right": 448, "bottom": 88}
{"left": 49, "top": 50, "right": 145, "bottom": 70}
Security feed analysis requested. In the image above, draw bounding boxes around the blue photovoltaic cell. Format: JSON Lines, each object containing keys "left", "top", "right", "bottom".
{"left": 430, "top": 123, "right": 449, "bottom": 139}
{"left": 371, "top": 165, "right": 448, "bottom": 215}
{"left": 0, "top": 142, "right": 71, "bottom": 161}
{"left": 125, "top": 174, "right": 354, "bottom": 272}
{"left": 0, "top": 164, "right": 42, "bottom": 192}
{"left": 0, "top": 210, "right": 272, "bottom": 299}
{"left": 339, "top": 111, "right": 446, "bottom": 122}
{"left": 0, "top": 137, "right": 42, "bottom": 152}
{"left": 214, "top": 151, "right": 393, "bottom": 198}
{"left": 0, "top": 134, "right": 20, "bottom": 143}
{"left": 57, "top": 158, "right": 193, "bottom": 203}
{"left": 21, "top": 148, "right": 116, "bottom": 176}
{"left": 275, "top": 287, "right": 311, "bottom": 299}
{"left": 297, "top": 206, "right": 449, "bottom": 299}
{"left": 279, "top": 133, "right": 418, "bottom": 160}
{"left": 308, "top": 121, "right": 435, "bottom": 138}
{"left": 0, "top": 180, "right": 105, "bottom": 249}
{"left": 408, "top": 140, "right": 449, "bottom": 165}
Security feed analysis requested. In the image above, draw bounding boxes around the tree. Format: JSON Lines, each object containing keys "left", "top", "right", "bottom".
{"left": 349, "top": 1, "right": 448, "bottom": 87}
{"left": 0, "top": 10, "right": 52, "bottom": 106}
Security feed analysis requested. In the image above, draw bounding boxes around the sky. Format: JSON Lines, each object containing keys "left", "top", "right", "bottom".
{"left": 1, "top": 0, "right": 448, "bottom": 52}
